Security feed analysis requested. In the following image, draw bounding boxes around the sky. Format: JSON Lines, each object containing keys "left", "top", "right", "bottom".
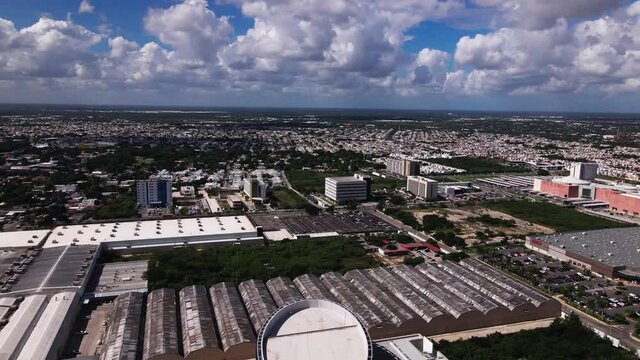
{"left": 0, "top": 0, "right": 639, "bottom": 112}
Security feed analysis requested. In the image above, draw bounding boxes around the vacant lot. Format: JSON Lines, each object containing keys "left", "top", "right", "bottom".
{"left": 484, "top": 200, "right": 629, "bottom": 232}
{"left": 287, "top": 170, "right": 345, "bottom": 194}
{"left": 270, "top": 187, "right": 308, "bottom": 209}
{"left": 145, "top": 236, "right": 379, "bottom": 290}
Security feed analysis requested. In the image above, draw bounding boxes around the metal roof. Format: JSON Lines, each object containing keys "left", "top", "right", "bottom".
{"left": 209, "top": 282, "right": 256, "bottom": 352}
{"left": 265, "top": 277, "right": 304, "bottom": 307}
{"left": 319, "top": 272, "right": 386, "bottom": 329}
{"left": 179, "top": 285, "right": 220, "bottom": 357}
{"left": 17, "top": 292, "right": 77, "bottom": 360}
{"left": 532, "top": 227, "right": 640, "bottom": 269}
{"left": 389, "top": 265, "right": 477, "bottom": 319}
{"left": 293, "top": 274, "right": 336, "bottom": 302}
{"left": 459, "top": 258, "right": 549, "bottom": 306}
{"left": 100, "top": 292, "right": 144, "bottom": 360}
{"left": 344, "top": 269, "right": 417, "bottom": 326}
{"left": 366, "top": 267, "right": 445, "bottom": 323}
{"left": 416, "top": 263, "right": 499, "bottom": 314}
{"left": 0, "top": 294, "right": 47, "bottom": 359}
{"left": 143, "top": 289, "right": 180, "bottom": 360}
{"left": 238, "top": 279, "right": 278, "bottom": 332}
{"left": 438, "top": 261, "right": 526, "bottom": 310}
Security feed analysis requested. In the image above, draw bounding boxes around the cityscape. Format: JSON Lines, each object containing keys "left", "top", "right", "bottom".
{"left": 1, "top": 1, "right": 640, "bottom": 360}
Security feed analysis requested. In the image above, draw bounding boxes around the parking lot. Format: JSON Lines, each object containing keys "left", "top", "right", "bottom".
{"left": 482, "top": 246, "right": 640, "bottom": 324}
{"left": 249, "top": 211, "right": 395, "bottom": 235}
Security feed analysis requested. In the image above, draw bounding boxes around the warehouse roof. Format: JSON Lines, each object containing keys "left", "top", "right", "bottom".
{"left": 17, "top": 292, "right": 77, "bottom": 360}
{"left": 143, "top": 289, "right": 180, "bottom": 360}
{"left": 44, "top": 216, "right": 257, "bottom": 248}
{"left": 0, "top": 294, "right": 48, "bottom": 359}
{"left": 100, "top": 292, "right": 144, "bottom": 360}
{"left": 209, "top": 282, "right": 256, "bottom": 351}
{"left": 266, "top": 277, "right": 304, "bottom": 307}
{"left": 0, "top": 229, "right": 50, "bottom": 249}
{"left": 257, "top": 299, "right": 372, "bottom": 360}
{"left": 293, "top": 274, "right": 336, "bottom": 302}
{"left": 531, "top": 227, "right": 640, "bottom": 269}
{"left": 179, "top": 285, "right": 221, "bottom": 357}
{"left": 239, "top": 279, "right": 278, "bottom": 332}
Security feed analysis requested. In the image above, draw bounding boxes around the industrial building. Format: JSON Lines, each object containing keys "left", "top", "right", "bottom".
{"left": 137, "top": 177, "right": 173, "bottom": 208}
{"left": 0, "top": 229, "right": 49, "bottom": 249}
{"left": 179, "top": 285, "right": 222, "bottom": 360}
{"left": 143, "top": 288, "right": 181, "bottom": 360}
{"left": 325, "top": 174, "right": 371, "bottom": 203}
{"left": 407, "top": 176, "right": 438, "bottom": 201}
{"left": 256, "top": 299, "right": 373, "bottom": 360}
{"left": 44, "top": 216, "right": 262, "bottom": 251}
{"left": 209, "top": 282, "right": 256, "bottom": 359}
{"left": 243, "top": 176, "right": 267, "bottom": 200}
{"left": 100, "top": 292, "right": 144, "bottom": 360}
{"left": 526, "top": 227, "right": 640, "bottom": 280}
{"left": 265, "top": 277, "right": 304, "bottom": 307}
{"left": 238, "top": 280, "right": 278, "bottom": 332}
{"left": 387, "top": 158, "right": 420, "bottom": 177}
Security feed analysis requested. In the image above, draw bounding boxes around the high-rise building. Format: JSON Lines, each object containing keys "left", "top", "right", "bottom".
{"left": 325, "top": 175, "right": 370, "bottom": 203}
{"left": 406, "top": 176, "right": 438, "bottom": 200}
{"left": 136, "top": 177, "right": 172, "bottom": 207}
{"left": 570, "top": 162, "right": 598, "bottom": 181}
{"left": 244, "top": 176, "right": 267, "bottom": 200}
{"left": 386, "top": 158, "right": 420, "bottom": 177}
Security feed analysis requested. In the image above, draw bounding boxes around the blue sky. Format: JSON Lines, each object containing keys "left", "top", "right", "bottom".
{"left": 0, "top": 0, "right": 639, "bottom": 112}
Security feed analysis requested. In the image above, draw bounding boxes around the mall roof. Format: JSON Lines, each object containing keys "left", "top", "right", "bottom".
{"left": 0, "top": 229, "right": 50, "bottom": 249}
{"left": 44, "top": 216, "right": 257, "bottom": 248}
{"left": 531, "top": 227, "right": 640, "bottom": 269}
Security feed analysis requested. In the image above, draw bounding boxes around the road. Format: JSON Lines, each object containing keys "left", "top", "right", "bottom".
{"left": 361, "top": 207, "right": 458, "bottom": 254}
{"left": 560, "top": 301, "right": 640, "bottom": 353}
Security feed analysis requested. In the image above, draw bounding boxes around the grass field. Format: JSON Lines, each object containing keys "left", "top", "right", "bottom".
{"left": 484, "top": 200, "right": 629, "bottom": 232}
{"left": 144, "top": 236, "right": 379, "bottom": 290}
{"left": 270, "top": 187, "right": 308, "bottom": 209}
{"left": 429, "top": 157, "right": 529, "bottom": 174}
{"left": 286, "top": 170, "right": 345, "bottom": 194}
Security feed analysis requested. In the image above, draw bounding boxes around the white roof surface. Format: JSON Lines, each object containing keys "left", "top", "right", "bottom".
{"left": 44, "top": 216, "right": 257, "bottom": 248}
{"left": 262, "top": 300, "right": 370, "bottom": 360}
{"left": 0, "top": 294, "right": 48, "bottom": 359}
{"left": 0, "top": 229, "right": 50, "bottom": 249}
{"left": 17, "top": 292, "right": 77, "bottom": 360}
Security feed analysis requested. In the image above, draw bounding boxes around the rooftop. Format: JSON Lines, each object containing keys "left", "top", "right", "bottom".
{"left": 531, "top": 227, "right": 640, "bottom": 269}
{"left": 44, "top": 216, "right": 257, "bottom": 248}
{"left": 0, "top": 229, "right": 50, "bottom": 249}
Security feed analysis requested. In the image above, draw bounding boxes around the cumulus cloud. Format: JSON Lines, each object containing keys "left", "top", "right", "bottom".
{"left": 78, "top": 0, "right": 95, "bottom": 14}
{"left": 0, "top": 0, "right": 640, "bottom": 105}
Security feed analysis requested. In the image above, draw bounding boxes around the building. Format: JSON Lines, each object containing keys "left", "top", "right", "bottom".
{"left": 179, "top": 285, "right": 223, "bottom": 360}
{"left": 325, "top": 175, "right": 370, "bottom": 203}
{"left": 244, "top": 176, "right": 267, "bottom": 200}
{"left": 180, "top": 186, "right": 196, "bottom": 197}
{"left": 143, "top": 289, "right": 181, "bottom": 360}
{"left": 387, "top": 158, "right": 420, "bottom": 177}
{"left": 137, "top": 177, "right": 172, "bottom": 207}
{"left": 526, "top": 227, "right": 640, "bottom": 280}
{"left": 226, "top": 195, "right": 244, "bottom": 211}
{"left": 570, "top": 162, "right": 598, "bottom": 181}
{"left": 533, "top": 177, "right": 590, "bottom": 198}
{"left": 374, "top": 334, "right": 448, "bottom": 360}
{"left": 256, "top": 299, "right": 373, "bottom": 360}
{"left": 100, "top": 292, "right": 144, "bottom": 360}
{"left": 407, "top": 176, "right": 438, "bottom": 200}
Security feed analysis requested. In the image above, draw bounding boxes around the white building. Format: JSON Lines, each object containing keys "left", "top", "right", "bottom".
{"left": 407, "top": 176, "right": 438, "bottom": 201}
{"left": 325, "top": 175, "right": 370, "bottom": 203}
{"left": 570, "top": 162, "right": 598, "bottom": 181}
{"left": 180, "top": 186, "right": 196, "bottom": 197}
{"left": 244, "top": 177, "right": 267, "bottom": 200}
{"left": 137, "top": 177, "right": 172, "bottom": 207}
{"left": 387, "top": 158, "right": 420, "bottom": 177}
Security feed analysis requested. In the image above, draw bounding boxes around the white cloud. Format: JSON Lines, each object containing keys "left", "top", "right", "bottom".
{"left": 78, "top": 0, "right": 95, "bottom": 14}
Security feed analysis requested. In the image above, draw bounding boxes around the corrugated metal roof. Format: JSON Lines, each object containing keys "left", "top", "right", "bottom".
{"left": 366, "top": 267, "right": 445, "bottom": 323}
{"left": 143, "top": 288, "right": 180, "bottom": 360}
{"left": 390, "top": 265, "right": 477, "bottom": 319}
{"left": 0, "top": 294, "right": 47, "bottom": 359}
{"left": 416, "top": 263, "right": 499, "bottom": 314}
{"left": 293, "top": 274, "right": 336, "bottom": 301}
{"left": 17, "top": 292, "right": 77, "bottom": 360}
{"left": 100, "top": 292, "right": 144, "bottom": 360}
{"left": 209, "top": 282, "right": 256, "bottom": 352}
{"left": 344, "top": 269, "right": 417, "bottom": 327}
{"left": 265, "top": 277, "right": 304, "bottom": 307}
{"left": 238, "top": 279, "right": 278, "bottom": 332}
{"left": 179, "top": 285, "right": 220, "bottom": 357}
{"left": 460, "top": 258, "right": 549, "bottom": 306}
{"left": 439, "top": 261, "right": 525, "bottom": 310}
{"left": 319, "top": 272, "right": 386, "bottom": 329}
